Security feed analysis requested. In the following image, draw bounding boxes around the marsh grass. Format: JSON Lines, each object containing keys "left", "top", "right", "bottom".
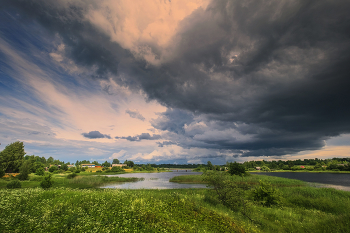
{"left": 0, "top": 174, "right": 141, "bottom": 189}
{"left": 0, "top": 188, "right": 243, "bottom": 233}
{"left": 169, "top": 174, "right": 208, "bottom": 183}
{"left": 172, "top": 173, "right": 350, "bottom": 232}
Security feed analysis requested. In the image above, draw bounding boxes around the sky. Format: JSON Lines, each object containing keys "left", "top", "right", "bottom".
{"left": 1, "top": 0, "right": 350, "bottom": 165}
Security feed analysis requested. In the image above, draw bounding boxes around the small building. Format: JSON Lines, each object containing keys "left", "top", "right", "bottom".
{"left": 81, "top": 164, "right": 96, "bottom": 168}
{"left": 256, "top": 167, "right": 261, "bottom": 170}
{"left": 67, "top": 165, "right": 75, "bottom": 168}
{"left": 112, "top": 164, "right": 127, "bottom": 167}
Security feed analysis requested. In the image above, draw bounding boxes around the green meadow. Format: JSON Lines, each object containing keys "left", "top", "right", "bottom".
{"left": 1, "top": 172, "right": 350, "bottom": 232}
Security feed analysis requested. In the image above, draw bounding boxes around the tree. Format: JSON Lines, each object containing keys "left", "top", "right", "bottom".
{"left": 35, "top": 167, "right": 45, "bottom": 176}
{"left": 228, "top": 162, "right": 246, "bottom": 176}
{"left": 49, "top": 166, "right": 58, "bottom": 173}
{"left": 0, "top": 168, "right": 4, "bottom": 178}
{"left": 92, "top": 161, "right": 100, "bottom": 166}
{"left": 102, "top": 161, "right": 111, "bottom": 167}
{"left": 112, "top": 159, "right": 120, "bottom": 164}
{"left": 61, "top": 164, "right": 68, "bottom": 171}
{"left": 207, "top": 161, "right": 213, "bottom": 170}
{"left": 124, "top": 160, "right": 134, "bottom": 167}
{"left": 40, "top": 174, "right": 53, "bottom": 189}
{"left": 18, "top": 160, "right": 31, "bottom": 180}
{"left": 47, "top": 156, "right": 54, "bottom": 164}
{"left": 0, "top": 141, "right": 25, "bottom": 173}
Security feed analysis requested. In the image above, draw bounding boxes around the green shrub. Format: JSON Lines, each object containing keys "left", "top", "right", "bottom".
{"left": 35, "top": 167, "right": 45, "bottom": 176}
{"left": 7, "top": 180, "right": 21, "bottom": 189}
{"left": 252, "top": 180, "right": 280, "bottom": 207}
{"left": 67, "top": 173, "right": 77, "bottom": 179}
{"left": 261, "top": 166, "right": 271, "bottom": 172}
{"left": 40, "top": 174, "right": 53, "bottom": 189}
{"left": 0, "top": 169, "right": 4, "bottom": 178}
{"left": 48, "top": 166, "right": 58, "bottom": 173}
{"left": 96, "top": 170, "right": 102, "bottom": 173}
{"left": 228, "top": 162, "right": 246, "bottom": 176}
{"left": 111, "top": 166, "right": 125, "bottom": 172}
{"left": 18, "top": 161, "right": 31, "bottom": 181}
{"left": 203, "top": 172, "right": 248, "bottom": 211}
{"left": 75, "top": 169, "right": 81, "bottom": 173}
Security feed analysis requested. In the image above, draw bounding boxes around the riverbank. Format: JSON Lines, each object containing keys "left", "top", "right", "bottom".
{"left": 0, "top": 173, "right": 142, "bottom": 189}
{"left": 250, "top": 170, "right": 350, "bottom": 173}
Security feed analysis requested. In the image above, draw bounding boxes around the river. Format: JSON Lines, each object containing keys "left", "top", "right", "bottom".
{"left": 100, "top": 170, "right": 208, "bottom": 189}
{"left": 254, "top": 172, "right": 350, "bottom": 191}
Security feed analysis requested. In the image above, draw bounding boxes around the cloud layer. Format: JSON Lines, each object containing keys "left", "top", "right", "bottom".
{"left": 82, "top": 131, "right": 111, "bottom": 139}
{"left": 116, "top": 133, "right": 161, "bottom": 142}
{"left": 1, "top": 0, "right": 350, "bottom": 162}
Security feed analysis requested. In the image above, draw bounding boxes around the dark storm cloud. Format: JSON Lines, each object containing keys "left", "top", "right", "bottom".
{"left": 116, "top": 133, "right": 161, "bottom": 142}
{"left": 151, "top": 109, "right": 194, "bottom": 134}
{"left": 4, "top": 0, "right": 350, "bottom": 157}
{"left": 125, "top": 110, "right": 145, "bottom": 121}
{"left": 156, "top": 141, "right": 177, "bottom": 147}
{"left": 82, "top": 131, "right": 111, "bottom": 139}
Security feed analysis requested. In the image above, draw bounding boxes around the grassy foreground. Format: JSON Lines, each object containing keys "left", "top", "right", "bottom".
{"left": 0, "top": 188, "right": 243, "bottom": 233}
{"left": 171, "top": 173, "right": 350, "bottom": 232}
{"left": 1, "top": 173, "right": 350, "bottom": 232}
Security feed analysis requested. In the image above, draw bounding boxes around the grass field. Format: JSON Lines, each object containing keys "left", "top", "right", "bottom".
{"left": 1, "top": 172, "right": 350, "bottom": 232}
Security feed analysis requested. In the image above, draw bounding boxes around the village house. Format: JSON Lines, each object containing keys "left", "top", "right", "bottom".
{"left": 112, "top": 164, "right": 127, "bottom": 167}
{"left": 81, "top": 164, "right": 96, "bottom": 168}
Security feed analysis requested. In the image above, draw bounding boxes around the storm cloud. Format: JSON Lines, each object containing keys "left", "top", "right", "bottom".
{"left": 116, "top": 133, "right": 161, "bottom": 142}
{"left": 3, "top": 0, "right": 350, "bottom": 157}
{"left": 82, "top": 131, "right": 111, "bottom": 139}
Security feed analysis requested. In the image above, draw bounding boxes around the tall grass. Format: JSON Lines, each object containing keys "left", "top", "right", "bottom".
{"left": 172, "top": 173, "right": 350, "bottom": 232}
{"left": 0, "top": 188, "right": 243, "bottom": 233}
{"left": 0, "top": 174, "right": 141, "bottom": 189}
{"left": 169, "top": 174, "right": 208, "bottom": 183}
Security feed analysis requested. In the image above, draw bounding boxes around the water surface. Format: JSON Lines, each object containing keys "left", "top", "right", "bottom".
{"left": 101, "top": 170, "right": 207, "bottom": 189}
{"left": 254, "top": 172, "right": 350, "bottom": 191}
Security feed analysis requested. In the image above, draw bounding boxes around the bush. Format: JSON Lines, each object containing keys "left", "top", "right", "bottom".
{"left": 0, "top": 169, "right": 5, "bottom": 178}
{"left": 7, "top": 180, "right": 21, "bottom": 189}
{"left": 48, "top": 166, "right": 58, "bottom": 173}
{"left": 75, "top": 169, "right": 81, "bottom": 173}
{"left": 96, "top": 170, "right": 102, "bottom": 173}
{"left": 111, "top": 166, "right": 125, "bottom": 172}
{"left": 252, "top": 180, "right": 280, "bottom": 207}
{"left": 228, "top": 162, "right": 246, "bottom": 176}
{"left": 61, "top": 164, "right": 68, "bottom": 171}
{"left": 35, "top": 167, "right": 45, "bottom": 176}
{"left": 40, "top": 174, "right": 53, "bottom": 189}
{"left": 203, "top": 171, "right": 248, "bottom": 211}
{"left": 18, "top": 161, "right": 31, "bottom": 181}
{"left": 67, "top": 173, "right": 77, "bottom": 179}
{"left": 261, "top": 166, "right": 271, "bottom": 172}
